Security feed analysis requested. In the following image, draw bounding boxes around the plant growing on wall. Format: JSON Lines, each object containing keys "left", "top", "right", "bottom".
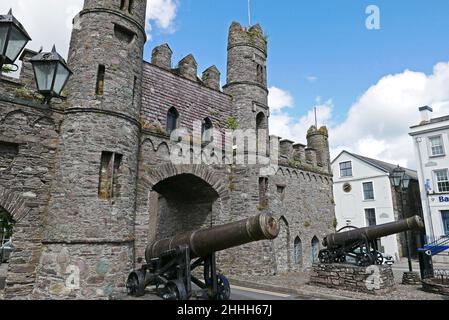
{"left": 304, "top": 221, "right": 311, "bottom": 228}
{"left": 226, "top": 117, "right": 239, "bottom": 131}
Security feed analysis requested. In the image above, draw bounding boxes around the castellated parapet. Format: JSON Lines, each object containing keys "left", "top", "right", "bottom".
{"left": 151, "top": 43, "right": 172, "bottom": 70}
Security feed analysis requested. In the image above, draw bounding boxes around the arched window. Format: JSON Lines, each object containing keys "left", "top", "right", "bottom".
{"left": 0, "top": 206, "right": 14, "bottom": 249}
{"left": 293, "top": 237, "right": 302, "bottom": 266}
{"left": 166, "top": 107, "right": 179, "bottom": 135}
{"left": 311, "top": 236, "right": 320, "bottom": 264}
{"left": 256, "top": 112, "right": 267, "bottom": 156}
{"left": 201, "top": 117, "right": 213, "bottom": 144}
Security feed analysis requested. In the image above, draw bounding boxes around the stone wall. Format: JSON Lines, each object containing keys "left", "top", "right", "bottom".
{"left": 0, "top": 87, "right": 62, "bottom": 298}
{"left": 310, "top": 264, "right": 396, "bottom": 295}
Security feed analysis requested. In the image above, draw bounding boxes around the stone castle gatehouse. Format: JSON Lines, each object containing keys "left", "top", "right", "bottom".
{"left": 0, "top": 0, "right": 335, "bottom": 299}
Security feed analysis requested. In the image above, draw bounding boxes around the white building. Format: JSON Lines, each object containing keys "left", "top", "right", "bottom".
{"left": 332, "top": 151, "right": 420, "bottom": 261}
{"left": 409, "top": 106, "right": 449, "bottom": 261}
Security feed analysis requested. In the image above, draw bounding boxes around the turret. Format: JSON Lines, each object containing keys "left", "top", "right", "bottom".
{"left": 40, "top": 0, "right": 147, "bottom": 299}
{"left": 224, "top": 22, "right": 268, "bottom": 132}
{"left": 307, "top": 126, "right": 331, "bottom": 173}
{"left": 202, "top": 66, "right": 221, "bottom": 91}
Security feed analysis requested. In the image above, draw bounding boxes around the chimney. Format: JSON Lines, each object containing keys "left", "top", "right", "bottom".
{"left": 420, "top": 106, "right": 433, "bottom": 123}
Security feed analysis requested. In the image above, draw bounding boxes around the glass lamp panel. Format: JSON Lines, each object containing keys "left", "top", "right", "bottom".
{"left": 53, "top": 63, "right": 70, "bottom": 95}
{"left": 5, "top": 25, "right": 27, "bottom": 62}
{"left": 34, "top": 62, "right": 56, "bottom": 91}
{"left": 0, "top": 25, "right": 8, "bottom": 56}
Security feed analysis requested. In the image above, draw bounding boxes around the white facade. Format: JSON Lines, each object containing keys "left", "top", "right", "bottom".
{"left": 410, "top": 108, "right": 449, "bottom": 243}
{"left": 332, "top": 152, "right": 402, "bottom": 261}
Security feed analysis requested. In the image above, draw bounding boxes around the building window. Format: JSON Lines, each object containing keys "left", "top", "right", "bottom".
{"left": 430, "top": 136, "right": 445, "bottom": 157}
{"left": 166, "top": 107, "right": 179, "bottom": 135}
{"left": 311, "top": 236, "right": 320, "bottom": 264}
{"left": 128, "top": 0, "right": 134, "bottom": 14}
{"left": 132, "top": 76, "right": 137, "bottom": 105}
{"left": 339, "top": 161, "right": 353, "bottom": 177}
{"left": 201, "top": 117, "right": 213, "bottom": 144}
{"left": 293, "top": 237, "right": 302, "bottom": 266}
{"left": 96, "top": 65, "right": 105, "bottom": 96}
{"left": 277, "top": 185, "right": 286, "bottom": 202}
{"left": 435, "top": 169, "right": 449, "bottom": 193}
{"left": 259, "top": 177, "right": 269, "bottom": 208}
{"left": 256, "top": 64, "right": 264, "bottom": 84}
{"left": 98, "top": 151, "right": 123, "bottom": 199}
{"left": 365, "top": 209, "right": 377, "bottom": 227}
{"left": 120, "top": 0, "right": 126, "bottom": 10}
{"left": 442, "top": 211, "right": 449, "bottom": 236}
{"left": 363, "top": 182, "right": 375, "bottom": 200}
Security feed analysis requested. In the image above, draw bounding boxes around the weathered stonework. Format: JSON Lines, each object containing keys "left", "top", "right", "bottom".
{"left": 309, "top": 264, "right": 396, "bottom": 295}
{"left": 0, "top": 0, "right": 336, "bottom": 299}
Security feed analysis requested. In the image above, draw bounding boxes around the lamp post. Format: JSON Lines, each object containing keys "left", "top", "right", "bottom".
{"left": 30, "top": 45, "right": 72, "bottom": 104}
{"left": 0, "top": 9, "right": 31, "bottom": 70}
{"left": 390, "top": 165, "right": 421, "bottom": 284}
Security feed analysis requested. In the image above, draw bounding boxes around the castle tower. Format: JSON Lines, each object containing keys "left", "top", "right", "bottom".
{"left": 307, "top": 126, "right": 331, "bottom": 173}
{"left": 35, "top": 0, "right": 147, "bottom": 299}
{"left": 224, "top": 22, "right": 269, "bottom": 133}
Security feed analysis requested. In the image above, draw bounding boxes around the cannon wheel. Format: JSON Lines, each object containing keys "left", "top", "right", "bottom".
{"left": 164, "top": 280, "right": 188, "bottom": 301}
{"left": 216, "top": 274, "right": 231, "bottom": 301}
{"left": 318, "top": 249, "right": 332, "bottom": 264}
{"left": 374, "top": 251, "right": 384, "bottom": 265}
{"left": 126, "top": 270, "right": 146, "bottom": 297}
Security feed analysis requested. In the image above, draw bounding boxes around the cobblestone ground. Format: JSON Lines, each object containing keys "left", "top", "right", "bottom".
{"left": 237, "top": 269, "right": 449, "bottom": 300}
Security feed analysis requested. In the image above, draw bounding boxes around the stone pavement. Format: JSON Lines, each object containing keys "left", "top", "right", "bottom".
{"left": 232, "top": 266, "right": 449, "bottom": 301}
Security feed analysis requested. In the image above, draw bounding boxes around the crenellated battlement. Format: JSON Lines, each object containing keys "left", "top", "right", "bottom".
{"left": 275, "top": 125, "right": 331, "bottom": 175}
{"left": 228, "top": 21, "right": 267, "bottom": 54}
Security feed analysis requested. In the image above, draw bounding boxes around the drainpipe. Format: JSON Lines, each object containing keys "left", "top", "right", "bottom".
{"left": 415, "top": 136, "right": 435, "bottom": 242}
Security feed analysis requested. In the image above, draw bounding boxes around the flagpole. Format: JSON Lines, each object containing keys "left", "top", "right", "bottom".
{"left": 248, "top": 0, "right": 251, "bottom": 26}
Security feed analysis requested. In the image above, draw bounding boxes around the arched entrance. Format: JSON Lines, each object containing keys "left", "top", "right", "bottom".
{"left": 134, "top": 163, "right": 229, "bottom": 262}
{"left": 0, "top": 206, "right": 14, "bottom": 290}
{"left": 152, "top": 173, "right": 220, "bottom": 239}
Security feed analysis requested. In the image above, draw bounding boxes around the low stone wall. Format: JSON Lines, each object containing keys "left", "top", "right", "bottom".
{"left": 422, "top": 278, "right": 449, "bottom": 296}
{"left": 309, "top": 264, "right": 396, "bottom": 295}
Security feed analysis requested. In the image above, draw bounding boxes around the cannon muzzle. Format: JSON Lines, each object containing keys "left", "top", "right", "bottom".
{"left": 145, "top": 213, "right": 280, "bottom": 262}
{"left": 323, "top": 215, "right": 424, "bottom": 249}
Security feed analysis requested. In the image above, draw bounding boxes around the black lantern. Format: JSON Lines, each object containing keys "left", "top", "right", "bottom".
{"left": 391, "top": 165, "right": 405, "bottom": 189}
{"left": 30, "top": 45, "right": 72, "bottom": 104}
{"left": 0, "top": 9, "right": 31, "bottom": 69}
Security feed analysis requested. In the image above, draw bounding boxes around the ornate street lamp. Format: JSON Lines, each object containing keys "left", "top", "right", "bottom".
{"left": 30, "top": 45, "right": 72, "bottom": 104}
{"left": 390, "top": 165, "right": 420, "bottom": 284}
{"left": 0, "top": 9, "right": 31, "bottom": 70}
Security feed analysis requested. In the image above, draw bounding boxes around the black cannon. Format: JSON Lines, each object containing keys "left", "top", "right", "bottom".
{"left": 318, "top": 216, "right": 425, "bottom": 267}
{"left": 126, "top": 213, "right": 280, "bottom": 300}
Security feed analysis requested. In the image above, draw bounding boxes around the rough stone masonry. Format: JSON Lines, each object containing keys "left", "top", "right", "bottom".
{"left": 0, "top": 0, "right": 335, "bottom": 299}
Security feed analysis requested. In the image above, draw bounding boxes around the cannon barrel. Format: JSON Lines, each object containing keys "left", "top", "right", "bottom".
{"left": 323, "top": 216, "right": 425, "bottom": 249}
{"left": 146, "top": 213, "right": 280, "bottom": 262}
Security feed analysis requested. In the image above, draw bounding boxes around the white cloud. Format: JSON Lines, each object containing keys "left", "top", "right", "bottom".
{"left": 331, "top": 61, "right": 449, "bottom": 169}
{"left": 306, "top": 75, "right": 318, "bottom": 83}
{"left": 0, "top": 0, "right": 180, "bottom": 59}
{"left": 268, "top": 86, "right": 294, "bottom": 112}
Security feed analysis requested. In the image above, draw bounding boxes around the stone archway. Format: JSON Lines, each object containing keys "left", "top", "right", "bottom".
{"left": 0, "top": 186, "right": 31, "bottom": 223}
{"left": 134, "top": 164, "right": 229, "bottom": 263}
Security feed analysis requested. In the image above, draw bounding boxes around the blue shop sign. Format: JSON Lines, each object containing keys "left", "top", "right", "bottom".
{"left": 439, "top": 196, "right": 449, "bottom": 203}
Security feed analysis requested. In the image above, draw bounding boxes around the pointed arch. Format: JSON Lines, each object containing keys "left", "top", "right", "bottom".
{"left": 293, "top": 236, "right": 302, "bottom": 266}
{"left": 311, "top": 236, "right": 320, "bottom": 264}
{"left": 166, "top": 107, "right": 179, "bottom": 135}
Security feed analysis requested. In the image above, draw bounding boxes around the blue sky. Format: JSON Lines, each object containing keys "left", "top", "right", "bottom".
{"left": 145, "top": 0, "right": 449, "bottom": 124}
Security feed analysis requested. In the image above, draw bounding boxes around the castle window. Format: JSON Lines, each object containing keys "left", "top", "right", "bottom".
{"left": 128, "top": 0, "right": 134, "bottom": 14}
{"left": 259, "top": 177, "right": 268, "bottom": 208}
{"left": 120, "top": 0, "right": 126, "bottom": 10}
{"left": 96, "top": 65, "right": 105, "bottom": 96}
{"left": 256, "top": 64, "right": 264, "bottom": 84}
{"left": 132, "top": 76, "right": 137, "bottom": 106}
{"left": 201, "top": 117, "right": 213, "bottom": 144}
{"left": 166, "top": 107, "right": 179, "bottom": 135}
{"left": 256, "top": 112, "right": 267, "bottom": 156}
{"left": 293, "top": 237, "right": 302, "bottom": 266}
{"left": 277, "top": 185, "right": 286, "bottom": 202}
{"left": 114, "top": 24, "right": 135, "bottom": 44}
{"left": 98, "top": 151, "right": 123, "bottom": 199}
